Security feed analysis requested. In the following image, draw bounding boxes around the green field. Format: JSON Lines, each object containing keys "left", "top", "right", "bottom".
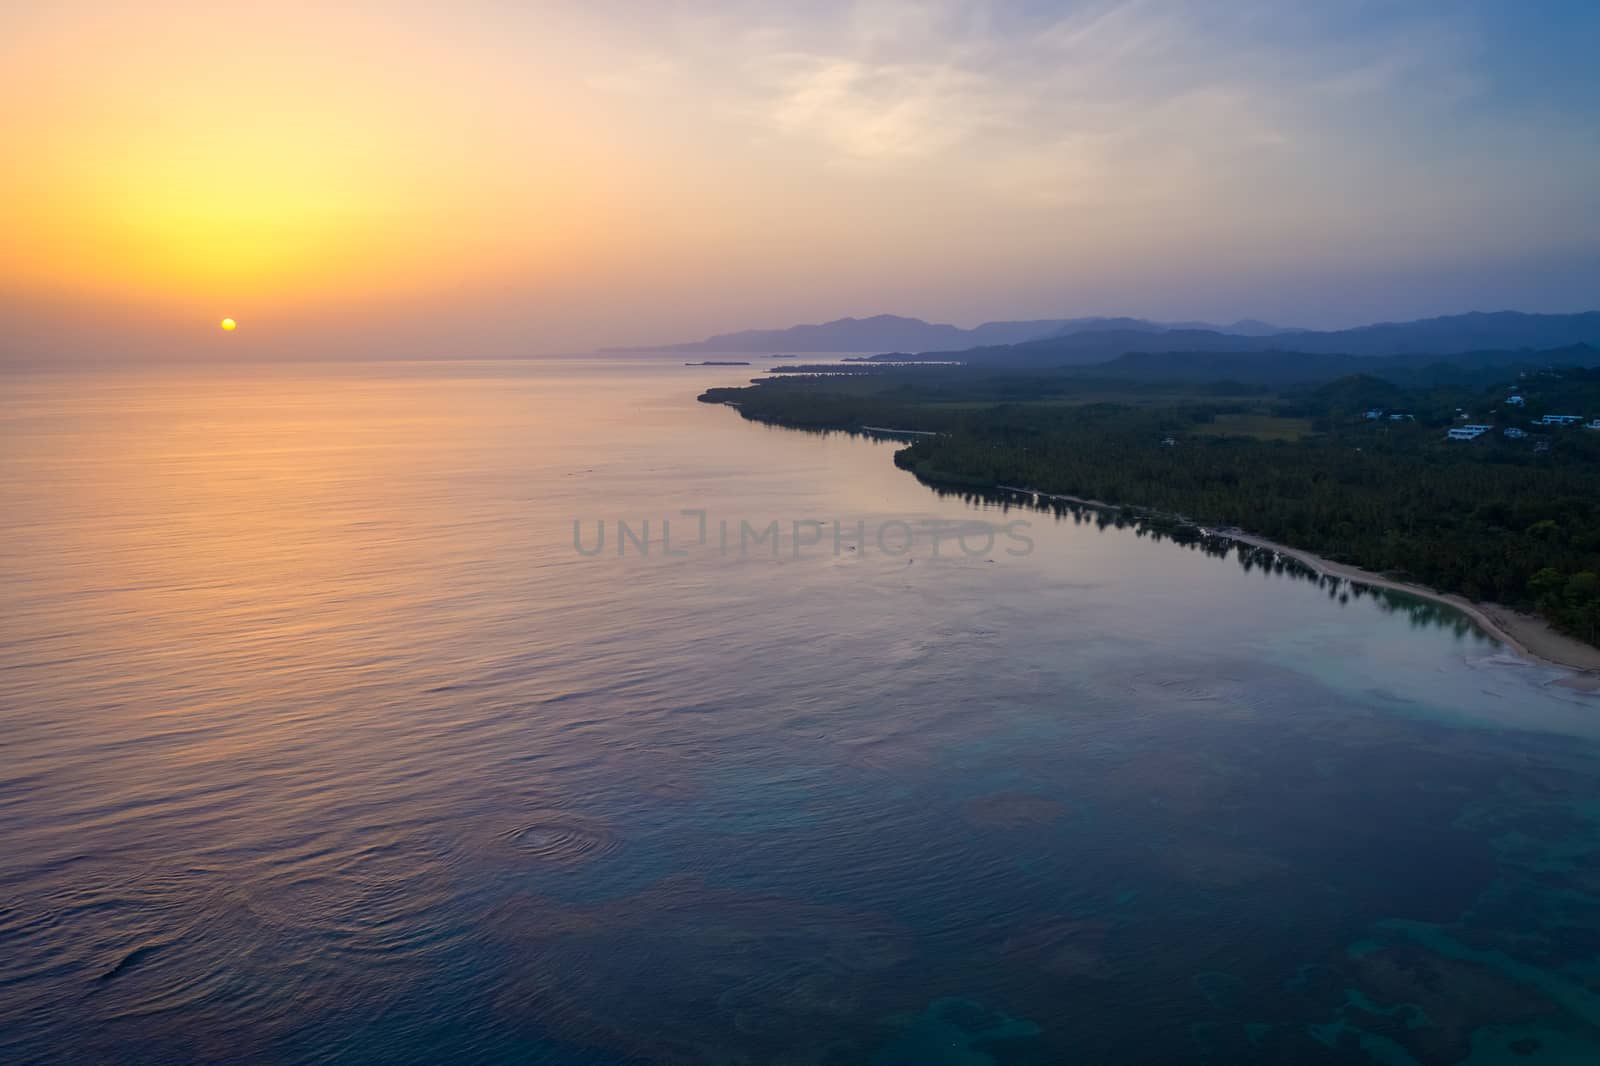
{"left": 1191, "top": 412, "right": 1316, "bottom": 440}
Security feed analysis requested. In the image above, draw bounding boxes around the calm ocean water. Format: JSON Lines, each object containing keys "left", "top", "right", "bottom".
{"left": 3, "top": 358, "right": 1600, "bottom": 1064}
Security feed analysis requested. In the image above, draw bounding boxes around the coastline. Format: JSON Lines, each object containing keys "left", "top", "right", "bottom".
{"left": 996, "top": 485, "right": 1600, "bottom": 679}
{"left": 700, "top": 391, "right": 1600, "bottom": 680}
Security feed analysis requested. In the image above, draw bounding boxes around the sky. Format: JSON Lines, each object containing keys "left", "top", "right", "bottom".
{"left": 3, "top": 0, "right": 1598, "bottom": 360}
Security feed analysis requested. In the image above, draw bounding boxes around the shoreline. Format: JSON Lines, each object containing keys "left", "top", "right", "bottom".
{"left": 701, "top": 393, "right": 1600, "bottom": 680}
{"left": 995, "top": 485, "right": 1600, "bottom": 679}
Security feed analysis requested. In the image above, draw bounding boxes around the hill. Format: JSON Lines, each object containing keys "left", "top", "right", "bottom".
{"left": 612, "top": 313, "right": 1298, "bottom": 353}
{"left": 882, "top": 311, "right": 1600, "bottom": 367}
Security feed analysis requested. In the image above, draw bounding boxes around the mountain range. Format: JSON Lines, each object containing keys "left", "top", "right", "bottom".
{"left": 611, "top": 313, "right": 1297, "bottom": 354}
{"left": 868, "top": 311, "right": 1600, "bottom": 366}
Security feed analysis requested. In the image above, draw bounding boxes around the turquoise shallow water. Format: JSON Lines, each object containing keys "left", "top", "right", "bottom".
{"left": 2, "top": 358, "right": 1599, "bottom": 1064}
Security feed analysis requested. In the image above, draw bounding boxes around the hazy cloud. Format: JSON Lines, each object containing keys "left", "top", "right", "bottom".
{"left": 5, "top": 0, "right": 1596, "bottom": 355}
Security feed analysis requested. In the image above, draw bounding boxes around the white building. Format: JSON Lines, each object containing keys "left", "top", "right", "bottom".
{"left": 1537, "top": 414, "right": 1583, "bottom": 426}
{"left": 1447, "top": 425, "right": 1491, "bottom": 441}
{"left": 1388, "top": 413, "right": 1414, "bottom": 421}
{"left": 1506, "top": 395, "right": 1525, "bottom": 406}
{"left": 1587, "top": 419, "right": 1600, "bottom": 431}
{"left": 1364, "top": 409, "right": 1384, "bottom": 420}
{"left": 1504, "top": 427, "right": 1528, "bottom": 439}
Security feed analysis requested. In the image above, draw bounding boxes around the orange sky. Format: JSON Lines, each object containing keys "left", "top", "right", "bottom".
{"left": 5, "top": 8, "right": 623, "bottom": 319}
{"left": 4, "top": 2, "right": 1597, "bottom": 360}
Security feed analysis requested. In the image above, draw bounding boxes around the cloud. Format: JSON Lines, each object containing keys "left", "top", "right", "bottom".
{"left": 9, "top": 0, "right": 1594, "bottom": 353}
{"left": 758, "top": 55, "right": 1001, "bottom": 162}
{"left": 605, "top": 0, "right": 1579, "bottom": 230}
{"left": 676, "top": 1, "right": 1296, "bottom": 200}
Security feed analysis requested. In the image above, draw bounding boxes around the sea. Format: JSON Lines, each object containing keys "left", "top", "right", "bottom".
{"left": 3, "top": 357, "right": 1599, "bottom": 1064}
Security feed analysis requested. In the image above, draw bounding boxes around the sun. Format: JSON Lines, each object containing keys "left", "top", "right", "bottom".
{"left": 220, "top": 318, "right": 237, "bottom": 331}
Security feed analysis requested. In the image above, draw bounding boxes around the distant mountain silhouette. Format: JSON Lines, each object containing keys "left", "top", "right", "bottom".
{"left": 1156, "top": 318, "right": 1304, "bottom": 337}
{"left": 875, "top": 311, "right": 1600, "bottom": 366}
{"left": 613, "top": 313, "right": 1299, "bottom": 353}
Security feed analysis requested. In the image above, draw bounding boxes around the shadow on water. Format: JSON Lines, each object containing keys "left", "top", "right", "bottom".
{"left": 757, "top": 420, "right": 1497, "bottom": 646}
{"left": 969, "top": 485, "right": 1483, "bottom": 637}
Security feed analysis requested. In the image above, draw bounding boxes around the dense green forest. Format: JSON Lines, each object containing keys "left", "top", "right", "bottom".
{"left": 701, "top": 358, "right": 1600, "bottom": 646}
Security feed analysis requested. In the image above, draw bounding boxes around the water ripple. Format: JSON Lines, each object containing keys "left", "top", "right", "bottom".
{"left": 498, "top": 813, "right": 619, "bottom": 865}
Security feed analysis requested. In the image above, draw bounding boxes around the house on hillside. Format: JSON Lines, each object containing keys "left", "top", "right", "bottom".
{"left": 1388, "top": 413, "right": 1414, "bottom": 421}
{"left": 1447, "top": 425, "right": 1491, "bottom": 441}
{"left": 1537, "top": 414, "right": 1583, "bottom": 426}
{"left": 1506, "top": 395, "right": 1525, "bottom": 406}
{"left": 1587, "top": 419, "right": 1600, "bottom": 430}
{"left": 1364, "top": 409, "right": 1385, "bottom": 420}
{"left": 1504, "top": 427, "right": 1527, "bottom": 439}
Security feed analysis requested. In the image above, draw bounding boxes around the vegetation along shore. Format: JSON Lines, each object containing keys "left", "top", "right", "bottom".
{"left": 700, "top": 338, "right": 1600, "bottom": 672}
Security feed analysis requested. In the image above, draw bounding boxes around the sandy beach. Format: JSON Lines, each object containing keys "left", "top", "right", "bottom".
{"left": 999, "top": 486, "right": 1600, "bottom": 679}
{"left": 1220, "top": 529, "right": 1600, "bottom": 678}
